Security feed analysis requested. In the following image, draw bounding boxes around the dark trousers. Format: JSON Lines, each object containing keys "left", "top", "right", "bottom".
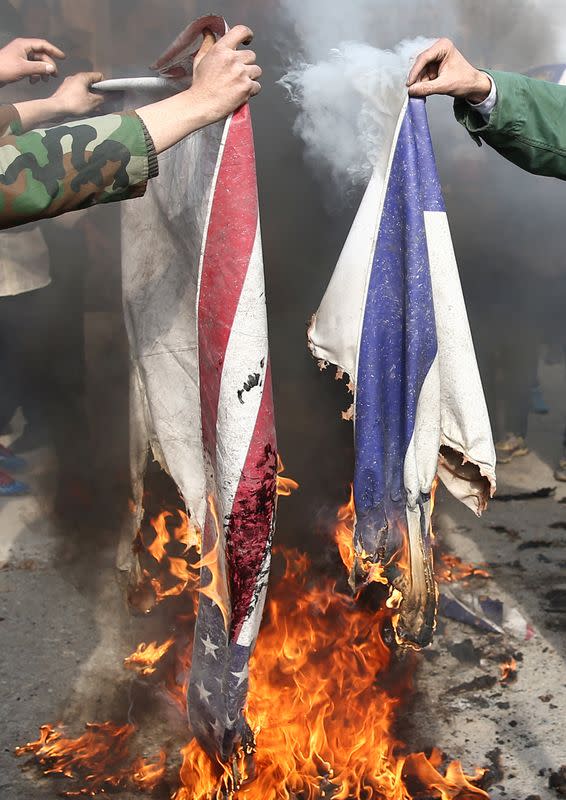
{"left": 471, "top": 309, "right": 539, "bottom": 442}
{"left": 0, "top": 232, "right": 90, "bottom": 483}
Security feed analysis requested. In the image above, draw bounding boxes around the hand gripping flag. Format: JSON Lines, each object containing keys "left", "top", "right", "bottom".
{"left": 108, "top": 17, "right": 277, "bottom": 763}
{"left": 309, "top": 97, "right": 496, "bottom": 649}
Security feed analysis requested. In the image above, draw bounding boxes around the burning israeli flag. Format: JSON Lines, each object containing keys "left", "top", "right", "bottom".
{"left": 309, "top": 97, "right": 496, "bottom": 648}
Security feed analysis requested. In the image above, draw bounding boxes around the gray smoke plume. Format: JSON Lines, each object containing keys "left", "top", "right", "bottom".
{"left": 277, "top": 0, "right": 559, "bottom": 188}
{"left": 280, "top": 37, "right": 433, "bottom": 187}
{"left": 278, "top": 0, "right": 558, "bottom": 68}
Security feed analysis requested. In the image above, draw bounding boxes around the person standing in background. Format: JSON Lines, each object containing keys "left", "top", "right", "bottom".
{"left": 0, "top": 2, "right": 66, "bottom": 495}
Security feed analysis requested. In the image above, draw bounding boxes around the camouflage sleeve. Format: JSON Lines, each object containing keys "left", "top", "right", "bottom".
{"left": 0, "top": 105, "right": 21, "bottom": 137}
{"left": 0, "top": 111, "right": 159, "bottom": 229}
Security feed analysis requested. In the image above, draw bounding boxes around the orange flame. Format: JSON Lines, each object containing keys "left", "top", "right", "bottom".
{"left": 334, "top": 486, "right": 395, "bottom": 588}
{"left": 276, "top": 454, "right": 300, "bottom": 497}
{"left": 146, "top": 511, "right": 171, "bottom": 563}
{"left": 436, "top": 554, "right": 491, "bottom": 583}
{"left": 367, "top": 560, "right": 389, "bottom": 585}
{"left": 18, "top": 490, "right": 489, "bottom": 800}
{"left": 161, "top": 637, "right": 193, "bottom": 717}
{"left": 500, "top": 657, "right": 518, "bottom": 684}
{"left": 124, "top": 638, "right": 175, "bottom": 676}
{"left": 143, "top": 510, "right": 202, "bottom": 604}
{"left": 234, "top": 548, "right": 486, "bottom": 800}
{"left": 334, "top": 485, "right": 356, "bottom": 574}
{"left": 140, "top": 456, "right": 298, "bottom": 611}
{"left": 131, "top": 749, "right": 168, "bottom": 790}
{"left": 193, "top": 495, "right": 231, "bottom": 632}
{"left": 15, "top": 723, "right": 166, "bottom": 795}
{"left": 430, "top": 476, "right": 439, "bottom": 517}
{"left": 335, "top": 481, "right": 490, "bottom": 649}
{"left": 174, "top": 740, "right": 235, "bottom": 800}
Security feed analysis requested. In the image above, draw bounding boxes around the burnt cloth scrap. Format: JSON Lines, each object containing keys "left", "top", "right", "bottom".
{"left": 110, "top": 16, "right": 277, "bottom": 763}
{"left": 309, "top": 96, "right": 496, "bottom": 649}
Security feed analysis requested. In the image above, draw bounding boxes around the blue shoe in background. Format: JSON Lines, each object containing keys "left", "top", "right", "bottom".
{"left": 0, "top": 444, "right": 27, "bottom": 472}
{"left": 530, "top": 383, "right": 550, "bottom": 415}
{"left": 0, "top": 468, "right": 30, "bottom": 497}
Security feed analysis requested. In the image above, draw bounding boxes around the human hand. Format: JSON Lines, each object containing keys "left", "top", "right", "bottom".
{"left": 50, "top": 72, "right": 105, "bottom": 117}
{"left": 188, "top": 25, "right": 262, "bottom": 124}
{"left": 136, "top": 25, "right": 262, "bottom": 155}
{"left": 0, "top": 37, "right": 65, "bottom": 86}
{"left": 406, "top": 38, "right": 492, "bottom": 103}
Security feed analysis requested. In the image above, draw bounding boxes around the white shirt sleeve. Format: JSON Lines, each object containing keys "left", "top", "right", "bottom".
{"left": 466, "top": 73, "right": 497, "bottom": 121}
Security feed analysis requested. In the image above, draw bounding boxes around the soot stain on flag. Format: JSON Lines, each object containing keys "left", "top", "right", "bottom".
{"left": 237, "top": 372, "right": 262, "bottom": 404}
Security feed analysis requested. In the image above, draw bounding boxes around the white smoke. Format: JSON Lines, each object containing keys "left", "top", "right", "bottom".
{"left": 278, "top": 0, "right": 382, "bottom": 60}
{"left": 277, "top": 0, "right": 557, "bottom": 189}
{"left": 280, "top": 37, "right": 433, "bottom": 187}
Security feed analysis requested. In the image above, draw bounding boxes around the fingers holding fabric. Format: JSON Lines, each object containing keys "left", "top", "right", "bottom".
{"left": 220, "top": 25, "right": 254, "bottom": 50}
{"left": 407, "top": 37, "right": 492, "bottom": 102}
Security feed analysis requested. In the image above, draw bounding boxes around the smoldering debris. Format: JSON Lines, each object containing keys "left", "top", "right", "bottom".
{"left": 446, "top": 673, "right": 498, "bottom": 696}
{"left": 544, "top": 587, "right": 566, "bottom": 613}
{"left": 549, "top": 766, "right": 566, "bottom": 796}
{"left": 447, "top": 638, "right": 481, "bottom": 666}
{"left": 518, "top": 539, "right": 566, "bottom": 551}
{"left": 493, "top": 488, "right": 557, "bottom": 503}
{"left": 489, "top": 524, "right": 521, "bottom": 541}
{"left": 439, "top": 587, "right": 533, "bottom": 640}
{"left": 476, "top": 748, "right": 504, "bottom": 792}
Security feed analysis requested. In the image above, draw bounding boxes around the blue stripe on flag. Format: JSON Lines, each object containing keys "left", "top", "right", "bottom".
{"left": 353, "top": 98, "right": 441, "bottom": 555}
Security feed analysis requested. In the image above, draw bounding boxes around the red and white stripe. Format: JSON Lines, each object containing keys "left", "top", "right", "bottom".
{"left": 196, "top": 104, "right": 277, "bottom": 645}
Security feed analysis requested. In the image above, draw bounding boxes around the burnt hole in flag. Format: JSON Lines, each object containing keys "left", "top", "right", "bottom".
{"left": 237, "top": 373, "right": 261, "bottom": 404}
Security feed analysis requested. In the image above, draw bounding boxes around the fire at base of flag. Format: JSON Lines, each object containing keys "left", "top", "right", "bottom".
{"left": 15, "top": 489, "right": 491, "bottom": 800}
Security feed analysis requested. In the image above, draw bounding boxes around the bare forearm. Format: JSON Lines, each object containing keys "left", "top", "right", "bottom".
{"left": 13, "top": 97, "right": 62, "bottom": 131}
{"left": 465, "top": 70, "right": 492, "bottom": 104}
{"left": 13, "top": 72, "right": 106, "bottom": 132}
{"left": 136, "top": 88, "right": 214, "bottom": 154}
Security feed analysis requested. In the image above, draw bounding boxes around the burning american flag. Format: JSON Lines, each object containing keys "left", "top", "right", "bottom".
{"left": 115, "top": 16, "right": 277, "bottom": 763}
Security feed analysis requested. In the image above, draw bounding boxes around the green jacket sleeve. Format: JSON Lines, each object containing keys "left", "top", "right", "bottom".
{"left": 454, "top": 70, "right": 566, "bottom": 180}
{"left": 0, "top": 111, "right": 159, "bottom": 229}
